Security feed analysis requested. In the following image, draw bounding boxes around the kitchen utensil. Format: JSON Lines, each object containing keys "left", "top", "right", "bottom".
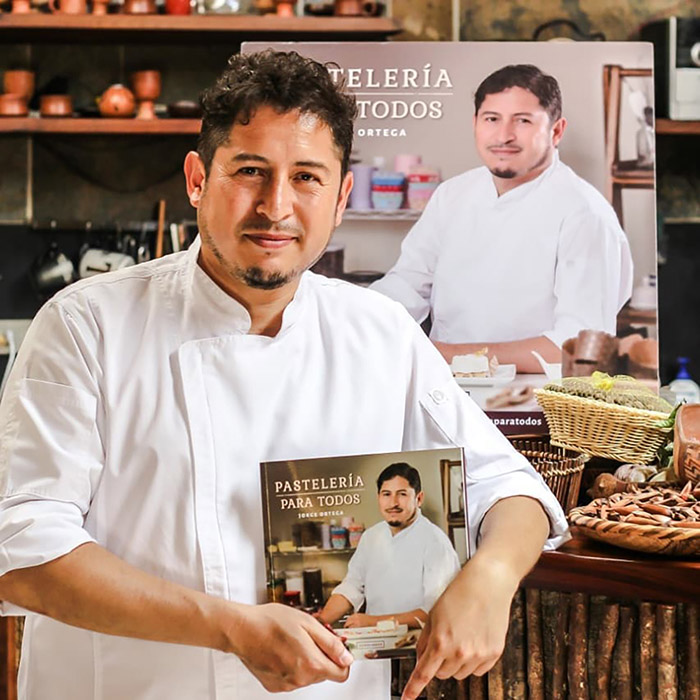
{"left": 3, "top": 70, "right": 35, "bottom": 100}
{"left": 122, "top": 0, "right": 157, "bottom": 11}
{"left": 167, "top": 100, "right": 202, "bottom": 119}
{"left": 333, "top": 0, "right": 380, "bottom": 15}
{"left": 98, "top": 84, "right": 136, "bottom": 118}
{"left": 11, "top": 0, "right": 32, "bottom": 13}
{"left": 40, "top": 94, "right": 73, "bottom": 117}
{"left": 165, "top": 0, "right": 191, "bottom": 13}
{"left": 130, "top": 70, "right": 161, "bottom": 120}
{"left": 0, "top": 95, "right": 28, "bottom": 117}
{"left": 531, "top": 350, "right": 562, "bottom": 380}
{"left": 79, "top": 248, "right": 136, "bottom": 278}
{"left": 349, "top": 164, "right": 373, "bottom": 210}
{"left": 275, "top": 0, "right": 294, "bottom": 15}
{"left": 49, "top": 0, "right": 87, "bottom": 13}
{"left": 155, "top": 200, "right": 166, "bottom": 258}
{"left": 31, "top": 243, "right": 76, "bottom": 297}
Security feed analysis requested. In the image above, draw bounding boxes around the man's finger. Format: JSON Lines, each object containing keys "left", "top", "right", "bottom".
{"left": 306, "top": 619, "right": 354, "bottom": 670}
{"left": 400, "top": 646, "right": 444, "bottom": 700}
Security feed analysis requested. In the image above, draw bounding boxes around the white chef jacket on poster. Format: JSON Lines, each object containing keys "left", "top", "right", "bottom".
{"left": 371, "top": 152, "right": 634, "bottom": 347}
{"left": 332, "top": 512, "right": 461, "bottom": 616}
{"left": 0, "top": 238, "right": 568, "bottom": 700}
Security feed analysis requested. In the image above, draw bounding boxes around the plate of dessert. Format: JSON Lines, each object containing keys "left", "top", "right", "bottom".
{"left": 451, "top": 349, "right": 516, "bottom": 387}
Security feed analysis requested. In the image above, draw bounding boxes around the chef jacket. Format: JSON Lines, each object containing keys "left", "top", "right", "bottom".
{"left": 332, "top": 511, "right": 461, "bottom": 616}
{"left": 371, "top": 152, "right": 634, "bottom": 347}
{"left": 0, "top": 238, "right": 569, "bottom": 700}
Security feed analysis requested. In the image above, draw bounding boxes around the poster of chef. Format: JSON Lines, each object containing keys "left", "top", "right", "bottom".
{"left": 260, "top": 447, "right": 467, "bottom": 658}
{"left": 246, "top": 41, "right": 658, "bottom": 435}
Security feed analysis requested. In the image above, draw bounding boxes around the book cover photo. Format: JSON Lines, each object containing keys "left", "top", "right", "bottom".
{"left": 260, "top": 447, "right": 468, "bottom": 659}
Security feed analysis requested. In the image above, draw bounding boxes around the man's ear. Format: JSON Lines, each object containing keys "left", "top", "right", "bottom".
{"left": 334, "top": 171, "right": 354, "bottom": 227}
{"left": 184, "top": 151, "right": 206, "bottom": 208}
{"left": 551, "top": 117, "right": 567, "bottom": 147}
{"left": 416, "top": 491, "right": 424, "bottom": 507}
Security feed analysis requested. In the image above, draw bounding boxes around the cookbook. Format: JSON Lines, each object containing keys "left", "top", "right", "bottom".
{"left": 259, "top": 447, "right": 468, "bottom": 659}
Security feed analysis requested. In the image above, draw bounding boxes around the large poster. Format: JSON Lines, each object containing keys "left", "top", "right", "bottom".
{"left": 245, "top": 42, "right": 658, "bottom": 435}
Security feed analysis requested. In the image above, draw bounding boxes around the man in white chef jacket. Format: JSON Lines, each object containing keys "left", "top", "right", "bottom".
{"left": 371, "top": 64, "right": 633, "bottom": 374}
{"left": 320, "top": 463, "right": 461, "bottom": 630}
{"left": 0, "top": 51, "right": 568, "bottom": 700}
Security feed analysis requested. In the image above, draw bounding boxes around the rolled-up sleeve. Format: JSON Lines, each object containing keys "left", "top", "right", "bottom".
{"left": 0, "top": 298, "right": 103, "bottom": 600}
{"left": 401, "top": 319, "right": 570, "bottom": 556}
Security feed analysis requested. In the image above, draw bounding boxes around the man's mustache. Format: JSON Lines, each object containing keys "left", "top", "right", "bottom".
{"left": 240, "top": 219, "right": 304, "bottom": 236}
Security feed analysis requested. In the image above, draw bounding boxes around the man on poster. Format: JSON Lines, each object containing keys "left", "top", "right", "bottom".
{"left": 371, "top": 64, "right": 633, "bottom": 374}
{"left": 0, "top": 51, "right": 567, "bottom": 700}
{"left": 320, "top": 463, "right": 460, "bottom": 630}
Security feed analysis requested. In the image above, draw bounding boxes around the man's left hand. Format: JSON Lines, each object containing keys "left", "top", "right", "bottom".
{"left": 343, "top": 613, "right": 377, "bottom": 628}
{"left": 400, "top": 558, "right": 517, "bottom": 700}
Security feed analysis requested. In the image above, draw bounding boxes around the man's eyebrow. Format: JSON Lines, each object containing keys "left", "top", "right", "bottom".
{"left": 229, "top": 153, "right": 269, "bottom": 163}
{"left": 295, "top": 160, "right": 331, "bottom": 174}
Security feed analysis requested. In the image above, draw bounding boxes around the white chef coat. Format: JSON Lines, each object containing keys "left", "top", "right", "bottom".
{"left": 332, "top": 511, "right": 461, "bottom": 616}
{"left": 371, "top": 152, "right": 633, "bottom": 347}
{"left": 0, "top": 238, "right": 569, "bottom": 700}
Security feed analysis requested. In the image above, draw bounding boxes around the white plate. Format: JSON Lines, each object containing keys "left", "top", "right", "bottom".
{"left": 453, "top": 364, "right": 517, "bottom": 387}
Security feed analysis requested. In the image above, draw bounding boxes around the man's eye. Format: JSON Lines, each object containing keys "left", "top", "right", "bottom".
{"left": 517, "top": 118, "right": 531, "bottom": 124}
{"left": 296, "top": 172, "right": 319, "bottom": 183}
{"left": 237, "top": 166, "right": 263, "bottom": 176}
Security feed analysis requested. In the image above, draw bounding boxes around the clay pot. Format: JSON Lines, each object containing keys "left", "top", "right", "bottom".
{"left": 275, "top": 0, "right": 294, "bottom": 16}
{"left": 0, "top": 94, "right": 29, "bottom": 117}
{"left": 11, "top": 0, "right": 32, "bottom": 13}
{"left": 98, "top": 84, "right": 136, "bottom": 118}
{"left": 333, "top": 0, "right": 379, "bottom": 15}
{"left": 40, "top": 94, "right": 73, "bottom": 117}
{"left": 130, "top": 70, "right": 161, "bottom": 120}
{"left": 92, "top": 0, "right": 109, "bottom": 14}
{"left": 49, "top": 0, "right": 87, "bottom": 13}
{"left": 122, "top": 0, "right": 157, "bottom": 13}
{"left": 3, "top": 70, "right": 35, "bottom": 100}
{"left": 165, "top": 0, "right": 190, "bottom": 14}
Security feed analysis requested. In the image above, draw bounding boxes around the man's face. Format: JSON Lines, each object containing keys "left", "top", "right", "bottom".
{"left": 185, "top": 106, "right": 352, "bottom": 295}
{"left": 473, "top": 86, "right": 565, "bottom": 188}
{"left": 378, "top": 475, "right": 423, "bottom": 531}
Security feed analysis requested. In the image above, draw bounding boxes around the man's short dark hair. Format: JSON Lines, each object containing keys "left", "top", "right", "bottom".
{"left": 376, "top": 463, "right": 422, "bottom": 493}
{"left": 474, "top": 64, "right": 562, "bottom": 123}
{"left": 198, "top": 50, "right": 357, "bottom": 178}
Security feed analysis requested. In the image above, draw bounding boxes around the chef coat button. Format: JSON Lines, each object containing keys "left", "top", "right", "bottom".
{"left": 431, "top": 389, "right": 446, "bottom": 404}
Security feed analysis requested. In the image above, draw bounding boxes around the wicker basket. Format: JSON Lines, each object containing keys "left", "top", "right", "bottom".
{"left": 534, "top": 389, "right": 671, "bottom": 464}
{"left": 510, "top": 436, "right": 588, "bottom": 513}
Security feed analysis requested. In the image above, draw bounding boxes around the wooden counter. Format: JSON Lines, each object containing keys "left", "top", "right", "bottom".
{"left": 524, "top": 530, "right": 700, "bottom": 604}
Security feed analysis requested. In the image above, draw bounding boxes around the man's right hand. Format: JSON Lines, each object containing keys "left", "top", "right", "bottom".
{"left": 225, "top": 603, "right": 354, "bottom": 692}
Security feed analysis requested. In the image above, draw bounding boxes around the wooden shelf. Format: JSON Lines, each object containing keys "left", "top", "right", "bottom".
{"left": 523, "top": 530, "right": 700, "bottom": 604}
{"left": 0, "top": 116, "right": 200, "bottom": 134}
{"left": 656, "top": 118, "right": 700, "bottom": 135}
{"left": 0, "top": 13, "right": 401, "bottom": 42}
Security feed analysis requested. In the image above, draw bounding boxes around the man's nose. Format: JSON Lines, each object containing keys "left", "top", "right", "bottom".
{"left": 256, "top": 175, "right": 295, "bottom": 222}
{"left": 496, "top": 121, "right": 516, "bottom": 144}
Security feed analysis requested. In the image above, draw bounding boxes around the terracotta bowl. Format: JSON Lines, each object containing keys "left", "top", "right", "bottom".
{"left": 40, "top": 94, "right": 73, "bottom": 117}
{"left": 3, "top": 70, "right": 35, "bottom": 100}
{"left": 0, "top": 94, "right": 29, "bottom": 117}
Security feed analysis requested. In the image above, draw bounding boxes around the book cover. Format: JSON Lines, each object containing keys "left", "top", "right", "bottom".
{"left": 259, "top": 447, "right": 468, "bottom": 659}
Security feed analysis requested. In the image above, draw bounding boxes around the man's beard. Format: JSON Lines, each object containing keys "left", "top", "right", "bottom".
{"left": 238, "top": 266, "right": 293, "bottom": 290}
{"left": 489, "top": 167, "right": 517, "bottom": 179}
